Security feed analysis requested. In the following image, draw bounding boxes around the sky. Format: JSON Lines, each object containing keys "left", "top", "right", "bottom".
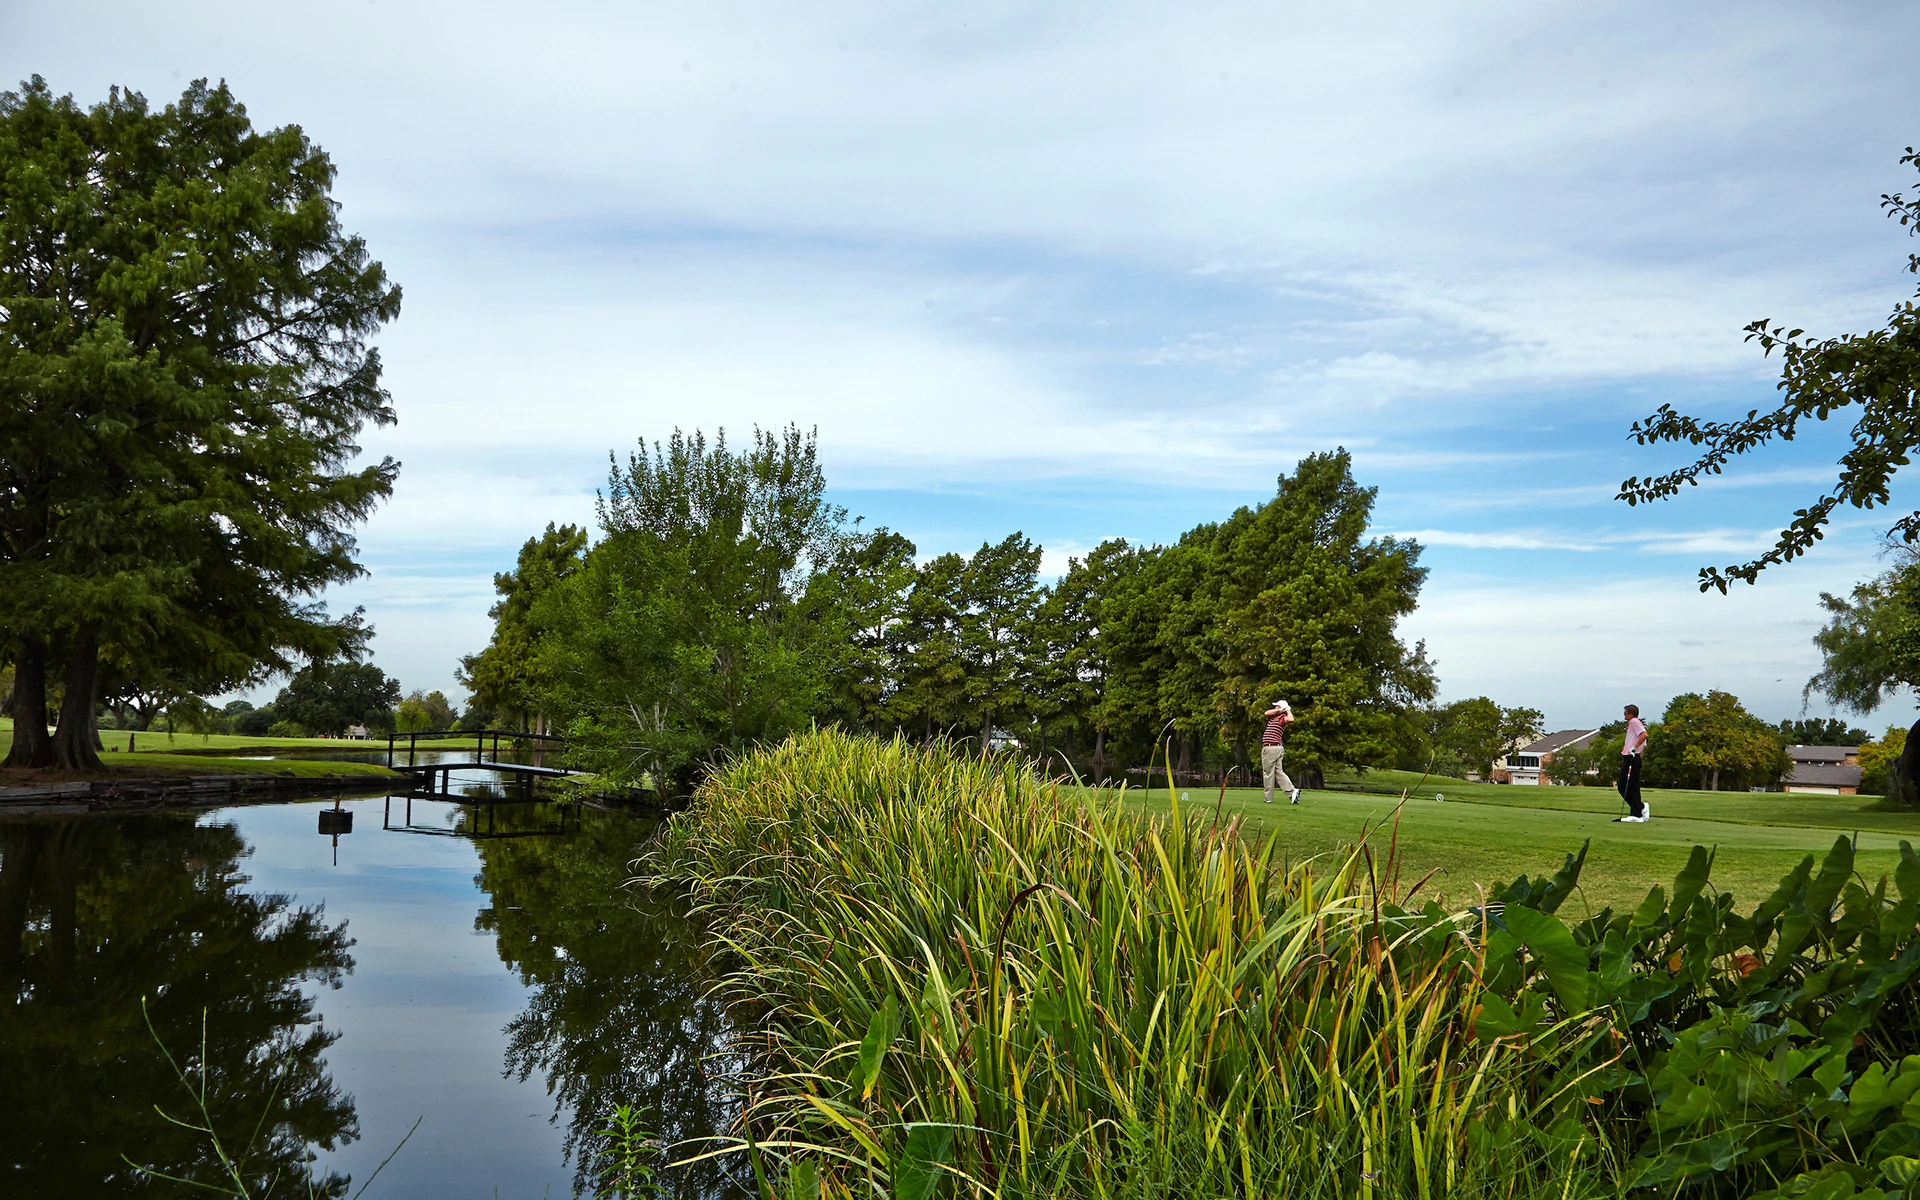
{"left": 7, "top": 1, "right": 1920, "bottom": 730}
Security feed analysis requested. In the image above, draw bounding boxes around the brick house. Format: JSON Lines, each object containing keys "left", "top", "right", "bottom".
{"left": 1493, "top": 729, "right": 1599, "bottom": 786}
{"left": 1781, "top": 744, "right": 1862, "bottom": 795}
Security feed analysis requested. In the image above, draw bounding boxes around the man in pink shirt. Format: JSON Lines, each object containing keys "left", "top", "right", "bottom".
{"left": 1614, "top": 703, "right": 1650, "bottom": 823}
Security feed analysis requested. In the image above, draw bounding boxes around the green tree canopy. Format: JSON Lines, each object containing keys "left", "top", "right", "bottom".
{"left": 0, "top": 76, "right": 399, "bottom": 771}
{"left": 1618, "top": 148, "right": 1920, "bottom": 591}
{"left": 457, "top": 522, "right": 587, "bottom": 731}
{"left": 1651, "top": 691, "right": 1788, "bottom": 792}
{"left": 1777, "top": 716, "right": 1870, "bottom": 746}
{"left": 1430, "top": 697, "right": 1545, "bottom": 781}
{"left": 533, "top": 427, "right": 852, "bottom": 788}
{"left": 274, "top": 660, "right": 401, "bottom": 736}
{"left": 1802, "top": 558, "right": 1920, "bottom": 802}
{"left": 394, "top": 688, "right": 456, "bottom": 734}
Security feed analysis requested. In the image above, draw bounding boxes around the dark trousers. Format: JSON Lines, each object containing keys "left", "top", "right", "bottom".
{"left": 1618, "top": 753, "right": 1645, "bottom": 817}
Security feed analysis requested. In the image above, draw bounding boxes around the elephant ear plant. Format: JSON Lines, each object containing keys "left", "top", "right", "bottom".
{"left": 1485, "top": 835, "right": 1920, "bottom": 1198}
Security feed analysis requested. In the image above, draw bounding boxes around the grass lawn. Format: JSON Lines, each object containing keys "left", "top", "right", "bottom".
{"left": 1121, "top": 768, "right": 1920, "bottom": 914}
{"left": 0, "top": 717, "right": 405, "bottom": 784}
{"left": 0, "top": 716, "right": 509, "bottom": 757}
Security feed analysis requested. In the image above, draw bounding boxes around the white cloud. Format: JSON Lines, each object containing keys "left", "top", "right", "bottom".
{"left": 10, "top": 0, "right": 1918, "bottom": 701}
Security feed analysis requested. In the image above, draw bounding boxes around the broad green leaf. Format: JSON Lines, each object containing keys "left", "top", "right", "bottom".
{"left": 1670, "top": 845, "right": 1714, "bottom": 918}
{"left": 786, "top": 1157, "right": 821, "bottom": 1200}
{"left": 1631, "top": 885, "right": 1667, "bottom": 929}
{"left": 1537, "top": 840, "right": 1589, "bottom": 914}
{"left": 1502, "top": 905, "right": 1593, "bottom": 1011}
{"left": 856, "top": 994, "right": 898, "bottom": 1100}
{"left": 893, "top": 1123, "right": 954, "bottom": 1200}
{"left": 1806, "top": 836, "right": 1857, "bottom": 922}
{"left": 1473, "top": 991, "right": 1526, "bottom": 1042}
{"left": 1880, "top": 1156, "right": 1920, "bottom": 1187}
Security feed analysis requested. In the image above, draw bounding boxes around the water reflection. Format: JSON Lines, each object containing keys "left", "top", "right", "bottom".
{"left": 468, "top": 802, "right": 745, "bottom": 1198}
{"left": 0, "top": 796, "right": 741, "bottom": 1198}
{"left": 0, "top": 813, "right": 358, "bottom": 1196}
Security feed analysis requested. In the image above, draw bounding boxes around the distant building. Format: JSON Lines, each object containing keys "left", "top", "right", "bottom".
{"left": 1494, "top": 729, "right": 1599, "bottom": 786}
{"left": 1781, "top": 745, "right": 1861, "bottom": 795}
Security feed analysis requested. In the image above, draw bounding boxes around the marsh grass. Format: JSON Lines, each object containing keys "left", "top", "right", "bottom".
{"left": 645, "top": 730, "right": 1621, "bottom": 1199}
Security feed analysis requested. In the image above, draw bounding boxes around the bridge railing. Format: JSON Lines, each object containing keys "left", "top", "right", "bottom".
{"left": 385, "top": 728, "right": 568, "bottom": 769}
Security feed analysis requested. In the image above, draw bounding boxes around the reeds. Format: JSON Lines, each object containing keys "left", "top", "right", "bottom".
{"left": 644, "top": 730, "right": 1618, "bottom": 1199}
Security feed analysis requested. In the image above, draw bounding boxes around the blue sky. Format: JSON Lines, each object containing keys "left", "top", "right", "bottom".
{"left": 8, "top": 0, "right": 1920, "bottom": 729}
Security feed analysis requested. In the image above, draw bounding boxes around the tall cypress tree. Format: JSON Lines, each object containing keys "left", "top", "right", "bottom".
{"left": 0, "top": 77, "right": 399, "bottom": 770}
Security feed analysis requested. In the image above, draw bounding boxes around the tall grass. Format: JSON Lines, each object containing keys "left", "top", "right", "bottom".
{"left": 644, "top": 730, "right": 1618, "bottom": 1198}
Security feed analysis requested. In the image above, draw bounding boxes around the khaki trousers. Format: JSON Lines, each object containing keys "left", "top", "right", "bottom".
{"left": 1261, "top": 744, "right": 1295, "bottom": 794}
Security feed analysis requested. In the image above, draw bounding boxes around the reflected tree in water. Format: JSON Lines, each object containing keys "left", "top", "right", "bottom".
{"left": 468, "top": 803, "right": 743, "bottom": 1198}
{"left": 0, "top": 814, "right": 358, "bottom": 1196}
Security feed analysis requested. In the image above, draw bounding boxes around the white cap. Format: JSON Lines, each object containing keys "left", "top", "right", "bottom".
{"left": 1270, "top": 699, "right": 1291, "bottom": 713}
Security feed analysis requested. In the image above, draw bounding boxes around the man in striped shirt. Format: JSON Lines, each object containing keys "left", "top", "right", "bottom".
{"left": 1262, "top": 699, "right": 1301, "bottom": 805}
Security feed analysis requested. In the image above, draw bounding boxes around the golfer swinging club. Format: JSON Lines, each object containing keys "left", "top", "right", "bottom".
{"left": 1613, "top": 703, "right": 1650, "bottom": 823}
{"left": 1262, "top": 700, "right": 1301, "bottom": 805}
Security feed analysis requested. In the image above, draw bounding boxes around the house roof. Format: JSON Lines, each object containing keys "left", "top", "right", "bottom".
{"left": 1520, "top": 729, "right": 1598, "bottom": 754}
{"left": 1785, "top": 763, "right": 1864, "bottom": 787}
{"left": 1788, "top": 744, "right": 1859, "bottom": 763}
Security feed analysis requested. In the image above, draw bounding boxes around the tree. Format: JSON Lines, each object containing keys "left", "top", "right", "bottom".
{"left": 0, "top": 77, "right": 400, "bottom": 772}
{"left": 458, "top": 523, "right": 587, "bottom": 732}
{"left": 1653, "top": 691, "right": 1789, "bottom": 792}
{"left": 1861, "top": 724, "right": 1909, "bottom": 794}
{"left": 1803, "top": 560, "right": 1920, "bottom": 802}
{"left": 1433, "top": 697, "right": 1545, "bottom": 781}
{"left": 531, "top": 427, "right": 849, "bottom": 788}
{"left": 1617, "top": 148, "right": 1920, "bottom": 592}
{"left": 393, "top": 688, "right": 456, "bottom": 733}
{"left": 274, "top": 661, "right": 400, "bottom": 737}
{"left": 1777, "top": 716, "right": 1870, "bottom": 746}
{"left": 1030, "top": 539, "right": 1136, "bottom": 774}
{"left": 887, "top": 552, "right": 971, "bottom": 741}
{"left": 957, "top": 533, "right": 1042, "bottom": 747}
{"left": 1208, "top": 451, "right": 1436, "bottom": 785}
{"left": 802, "top": 526, "right": 918, "bottom": 731}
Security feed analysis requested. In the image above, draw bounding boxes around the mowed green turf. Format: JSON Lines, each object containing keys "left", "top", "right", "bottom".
{"left": 0, "top": 716, "right": 503, "bottom": 757}
{"left": 1119, "top": 769, "right": 1920, "bottom": 914}
{"left": 0, "top": 717, "right": 402, "bottom": 782}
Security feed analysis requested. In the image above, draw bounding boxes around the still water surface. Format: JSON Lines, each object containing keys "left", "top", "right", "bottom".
{"left": 0, "top": 767, "right": 739, "bottom": 1197}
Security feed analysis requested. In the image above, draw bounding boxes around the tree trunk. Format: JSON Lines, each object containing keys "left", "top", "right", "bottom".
{"left": 1093, "top": 728, "right": 1107, "bottom": 783}
{"left": 0, "top": 823, "right": 46, "bottom": 987}
{"left": 1892, "top": 719, "right": 1920, "bottom": 807}
{"left": 50, "top": 626, "right": 104, "bottom": 773}
{"left": 3, "top": 638, "right": 52, "bottom": 769}
{"left": 1710, "top": 766, "right": 1720, "bottom": 792}
{"left": 1176, "top": 736, "right": 1191, "bottom": 775}
{"left": 980, "top": 712, "right": 992, "bottom": 750}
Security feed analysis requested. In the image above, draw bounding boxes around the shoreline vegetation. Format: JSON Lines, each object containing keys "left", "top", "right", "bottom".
{"left": 0, "top": 717, "right": 561, "bottom": 790}
{"left": 644, "top": 730, "right": 1920, "bottom": 1199}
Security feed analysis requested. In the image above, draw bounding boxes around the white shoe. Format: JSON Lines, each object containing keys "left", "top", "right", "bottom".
{"left": 1264, "top": 792, "right": 1273, "bottom": 804}
{"left": 1641, "top": 804, "right": 1651, "bottom": 821}
{"left": 1289, "top": 788, "right": 1301, "bottom": 804}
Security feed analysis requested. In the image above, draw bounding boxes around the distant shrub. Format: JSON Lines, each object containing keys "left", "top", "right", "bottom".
{"left": 266, "top": 719, "right": 309, "bottom": 739}
{"left": 1860, "top": 724, "right": 1907, "bottom": 795}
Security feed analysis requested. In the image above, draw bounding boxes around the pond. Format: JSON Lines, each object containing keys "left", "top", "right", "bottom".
{"left": 0, "top": 768, "right": 743, "bottom": 1198}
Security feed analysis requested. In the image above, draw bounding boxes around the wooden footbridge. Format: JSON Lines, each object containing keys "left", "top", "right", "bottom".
{"left": 385, "top": 729, "right": 574, "bottom": 797}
